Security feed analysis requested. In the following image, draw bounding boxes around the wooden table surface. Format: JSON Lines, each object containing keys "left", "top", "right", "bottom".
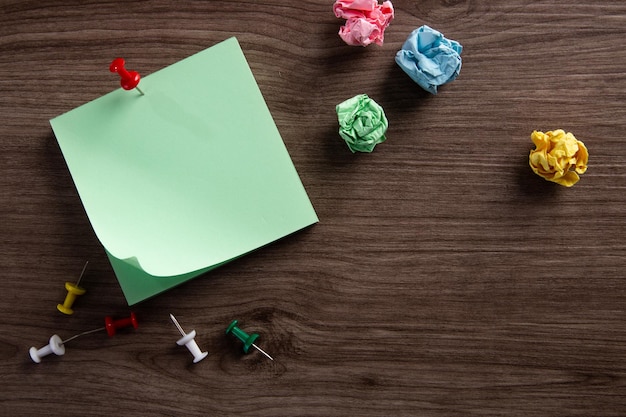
{"left": 1, "top": 0, "right": 625, "bottom": 415}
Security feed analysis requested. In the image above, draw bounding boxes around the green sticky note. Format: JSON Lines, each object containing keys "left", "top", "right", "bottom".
{"left": 50, "top": 37, "right": 318, "bottom": 305}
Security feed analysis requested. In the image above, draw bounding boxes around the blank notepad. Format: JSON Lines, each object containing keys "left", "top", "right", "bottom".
{"left": 51, "top": 37, "right": 318, "bottom": 304}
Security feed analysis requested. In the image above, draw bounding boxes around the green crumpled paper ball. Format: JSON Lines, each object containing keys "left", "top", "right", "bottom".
{"left": 336, "top": 94, "right": 388, "bottom": 153}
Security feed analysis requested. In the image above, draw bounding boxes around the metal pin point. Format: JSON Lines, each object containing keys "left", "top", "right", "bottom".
{"left": 170, "top": 314, "right": 208, "bottom": 363}
{"left": 170, "top": 313, "right": 186, "bottom": 336}
{"left": 251, "top": 343, "right": 274, "bottom": 361}
{"left": 226, "top": 320, "right": 273, "bottom": 361}
{"left": 60, "top": 327, "right": 106, "bottom": 344}
{"left": 74, "top": 260, "right": 89, "bottom": 288}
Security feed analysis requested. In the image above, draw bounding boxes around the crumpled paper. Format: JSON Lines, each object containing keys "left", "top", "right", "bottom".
{"left": 336, "top": 94, "right": 388, "bottom": 153}
{"left": 333, "top": 0, "right": 394, "bottom": 47}
{"left": 529, "top": 129, "right": 588, "bottom": 187}
{"left": 395, "top": 25, "right": 463, "bottom": 94}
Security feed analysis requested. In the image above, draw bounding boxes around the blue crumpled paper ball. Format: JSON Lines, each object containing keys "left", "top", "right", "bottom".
{"left": 395, "top": 25, "right": 463, "bottom": 94}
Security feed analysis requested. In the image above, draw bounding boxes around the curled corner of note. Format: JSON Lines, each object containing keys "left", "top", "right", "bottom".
{"left": 119, "top": 255, "right": 145, "bottom": 272}
{"left": 108, "top": 252, "right": 196, "bottom": 278}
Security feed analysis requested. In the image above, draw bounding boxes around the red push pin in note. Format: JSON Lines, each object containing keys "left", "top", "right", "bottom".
{"left": 109, "top": 57, "right": 144, "bottom": 95}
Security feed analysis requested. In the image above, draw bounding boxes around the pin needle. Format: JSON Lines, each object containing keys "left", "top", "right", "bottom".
{"left": 61, "top": 327, "right": 106, "bottom": 344}
{"left": 252, "top": 343, "right": 274, "bottom": 361}
{"left": 75, "top": 260, "right": 89, "bottom": 288}
{"left": 170, "top": 313, "right": 186, "bottom": 336}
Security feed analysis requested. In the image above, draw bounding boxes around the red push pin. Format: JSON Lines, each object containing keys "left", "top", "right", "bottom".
{"left": 105, "top": 312, "right": 139, "bottom": 337}
{"left": 67, "top": 313, "right": 138, "bottom": 338}
{"left": 109, "top": 57, "right": 144, "bottom": 95}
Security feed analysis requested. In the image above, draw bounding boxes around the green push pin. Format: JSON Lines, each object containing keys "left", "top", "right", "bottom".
{"left": 226, "top": 320, "right": 273, "bottom": 361}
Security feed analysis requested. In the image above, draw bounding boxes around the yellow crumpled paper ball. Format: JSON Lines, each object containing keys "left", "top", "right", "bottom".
{"left": 528, "top": 129, "right": 588, "bottom": 187}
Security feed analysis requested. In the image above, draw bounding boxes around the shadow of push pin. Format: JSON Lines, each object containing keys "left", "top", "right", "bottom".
{"left": 109, "top": 57, "right": 144, "bottom": 95}
{"left": 170, "top": 314, "right": 208, "bottom": 363}
{"left": 226, "top": 320, "right": 273, "bottom": 361}
{"left": 57, "top": 261, "right": 89, "bottom": 315}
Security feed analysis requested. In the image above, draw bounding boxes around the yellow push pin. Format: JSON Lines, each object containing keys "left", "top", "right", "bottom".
{"left": 56, "top": 261, "right": 89, "bottom": 315}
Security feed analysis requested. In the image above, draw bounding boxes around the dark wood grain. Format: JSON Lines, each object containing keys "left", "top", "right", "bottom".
{"left": 1, "top": 0, "right": 625, "bottom": 415}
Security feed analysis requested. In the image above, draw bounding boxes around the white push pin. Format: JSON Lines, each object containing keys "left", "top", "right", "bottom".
{"left": 170, "top": 314, "right": 208, "bottom": 363}
{"left": 28, "top": 327, "right": 108, "bottom": 364}
{"left": 29, "top": 335, "right": 65, "bottom": 363}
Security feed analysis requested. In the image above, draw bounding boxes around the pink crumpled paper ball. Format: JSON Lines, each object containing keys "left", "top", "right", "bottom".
{"left": 333, "top": 0, "right": 394, "bottom": 47}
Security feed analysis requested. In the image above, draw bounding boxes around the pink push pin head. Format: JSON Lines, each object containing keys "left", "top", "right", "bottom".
{"left": 109, "top": 57, "right": 143, "bottom": 94}
{"left": 104, "top": 312, "right": 138, "bottom": 337}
